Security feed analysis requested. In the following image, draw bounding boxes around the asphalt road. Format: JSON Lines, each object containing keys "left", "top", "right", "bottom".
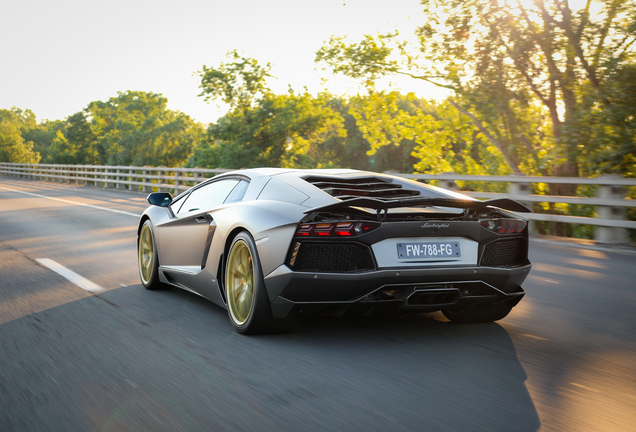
{"left": 1, "top": 177, "right": 635, "bottom": 432}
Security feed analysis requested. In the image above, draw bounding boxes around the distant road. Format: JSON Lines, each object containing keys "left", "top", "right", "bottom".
{"left": 1, "top": 178, "right": 635, "bottom": 432}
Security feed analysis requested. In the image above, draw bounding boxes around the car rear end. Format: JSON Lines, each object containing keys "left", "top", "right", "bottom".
{"left": 265, "top": 174, "right": 531, "bottom": 322}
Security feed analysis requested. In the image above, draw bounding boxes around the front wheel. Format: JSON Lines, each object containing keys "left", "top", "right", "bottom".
{"left": 442, "top": 302, "right": 513, "bottom": 323}
{"left": 138, "top": 220, "right": 169, "bottom": 290}
{"left": 225, "top": 231, "right": 293, "bottom": 334}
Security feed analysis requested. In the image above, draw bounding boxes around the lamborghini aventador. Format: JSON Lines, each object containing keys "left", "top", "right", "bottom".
{"left": 137, "top": 168, "right": 532, "bottom": 334}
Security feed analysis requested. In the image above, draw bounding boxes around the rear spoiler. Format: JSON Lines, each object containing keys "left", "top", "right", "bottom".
{"left": 304, "top": 196, "right": 531, "bottom": 214}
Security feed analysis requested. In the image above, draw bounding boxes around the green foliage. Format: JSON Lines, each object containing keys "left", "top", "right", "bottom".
{"left": 316, "top": 0, "right": 636, "bottom": 180}
{"left": 316, "top": 33, "right": 404, "bottom": 87}
{"left": 3, "top": 92, "right": 205, "bottom": 168}
{"left": 348, "top": 91, "right": 449, "bottom": 173}
{"left": 197, "top": 50, "right": 273, "bottom": 111}
{"left": 419, "top": 0, "right": 636, "bottom": 180}
{"left": 85, "top": 91, "right": 204, "bottom": 167}
{"left": 190, "top": 90, "right": 347, "bottom": 169}
{"left": 574, "top": 64, "right": 636, "bottom": 176}
{"left": 24, "top": 119, "right": 66, "bottom": 163}
{"left": 0, "top": 108, "right": 41, "bottom": 164}
{"left": 319, "top": 98, "right": 373, "bottom": 170}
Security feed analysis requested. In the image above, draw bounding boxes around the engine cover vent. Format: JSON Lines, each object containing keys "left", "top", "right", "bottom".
{"left": 304, "top": 176, "right": 420, "bottom": 200}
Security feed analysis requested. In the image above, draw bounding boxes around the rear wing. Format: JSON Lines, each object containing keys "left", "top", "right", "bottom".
{"left": 304, "top": 196, "right": 531, "bottom": 214}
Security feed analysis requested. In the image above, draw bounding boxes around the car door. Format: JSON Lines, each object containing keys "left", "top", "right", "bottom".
{"left": 156, "top": 178, "right": 240, "bottom": 271}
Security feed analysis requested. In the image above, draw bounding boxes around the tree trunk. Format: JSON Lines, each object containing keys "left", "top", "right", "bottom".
{"left": 449, "top": 100, "right": 521, "bottom": 174}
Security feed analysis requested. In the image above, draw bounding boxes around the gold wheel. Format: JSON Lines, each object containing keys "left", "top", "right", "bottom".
{"left": 226, "top": 239, "right": 255, "bottom": 326}
{"left": 138, "top": 223, "right": 155, "bottom": 285}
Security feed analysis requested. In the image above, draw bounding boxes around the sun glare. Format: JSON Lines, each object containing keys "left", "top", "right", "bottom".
{"left": 509, "top": 0, "right": 591, "bottom": 12}
{"left": 505, "top": 0, "right": 600, "bottom": 21}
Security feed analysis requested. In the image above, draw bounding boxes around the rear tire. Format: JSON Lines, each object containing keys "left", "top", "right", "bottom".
{"left": 138, "top": 220, "right": 170, "bottom": 290}
{"left": 225, "top": 231, "right": 293, "bottom": 334}
{"left": 442, "top": 302, "right": 513, "bottom": 323}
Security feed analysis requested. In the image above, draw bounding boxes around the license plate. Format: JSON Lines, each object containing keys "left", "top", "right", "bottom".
{"left": 397, "top": 242, "right": 461, "bottom": 259}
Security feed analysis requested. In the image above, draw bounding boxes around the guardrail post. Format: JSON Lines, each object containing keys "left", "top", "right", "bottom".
{"left": 116, "top": 168, "right": 125, "bottom": 190}
{"left": 595, "top": 174, "right": 627, "bottom": 244}
{"left": 98, "top": 167, "right": 104, "bottom": 188}
{"left": 142, "top": 167, "right": 152, "bottom": 192}
{"left": 174, "top": 170, "right": 181, "bottom": 190}
{"left": 105, "top": 168, "right": 113, "bottom": 188}
{"left": 157, "top": 167, "right": 168, "bottom": 193}
{"left": 509, "top": 173, "right": 535, "bottom": 232}
{"left": 440, "top": 172, "right": 459, "bottom": 191}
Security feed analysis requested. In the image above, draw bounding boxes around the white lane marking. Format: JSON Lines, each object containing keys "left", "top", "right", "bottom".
{"left": 36, "top": 259, "right": 104, "bottom": 292}
{"left": 0, "top": 185, "right": 141, "bottom": 218}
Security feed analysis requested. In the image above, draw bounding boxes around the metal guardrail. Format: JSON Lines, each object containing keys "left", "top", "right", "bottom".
{"left": 0, "top": 163, "right": 231, "bottom": 193}
{"left": 391, "top": 172, "right": 636, "bottom": 243}
{"left": 1, "top": 163, "right": 634, "bottom": 243}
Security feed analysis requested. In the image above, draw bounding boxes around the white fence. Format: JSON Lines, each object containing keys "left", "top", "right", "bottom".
{"left": 1, "top": 163, "right": 634, "bottom": 244}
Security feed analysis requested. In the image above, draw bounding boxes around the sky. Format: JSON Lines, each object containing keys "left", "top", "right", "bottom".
{"left": 0, "top": 0, "right": 435, "bottom": 124}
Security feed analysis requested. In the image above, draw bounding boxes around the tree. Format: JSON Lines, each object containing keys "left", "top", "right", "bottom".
{"left": 347, "top": 91, "right": 517, "bottom": 179}
{"left": 24, "top": 119, "right": 66, "bottom": 163}
{"left": 0, "top": 108, "right": 41, "bottom": 164}
{"left": 60, "top": 112, "right": 100, "bottom": 164}
{"left": 85, "top": 91, "right": 204, "bottom": 167}
{"left": 197, "top": 50, "right": 273, "bottom": 113}
{"left": 191, "top": 90, "right": 347, "bottom": 169}
{"left": 316, "top": 0, "right": 636, "bottom": 180}
{"left": 194, "top": 53, "right": 349, "bottom": 169}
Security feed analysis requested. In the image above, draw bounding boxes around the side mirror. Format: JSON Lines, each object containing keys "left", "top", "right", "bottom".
{"left": 147, "top": 192, "right": 172, "bottom": 207}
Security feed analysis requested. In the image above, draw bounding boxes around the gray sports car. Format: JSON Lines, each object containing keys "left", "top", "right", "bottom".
{"left": 137, "top": 168, "right": 532, "bottom": 334}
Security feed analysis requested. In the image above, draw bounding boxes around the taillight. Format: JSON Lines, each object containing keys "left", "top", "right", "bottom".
{"left": 295, "top": 221, "right": 380, "bottom": 237}
{"left": 334, "top": 222, "right": 355, "bottom": 236}
{"left": 357, "top": 222, "right": 379, "bottom": 234}
{"left": 314, "top": 223, "right": 332, "bottom": 236}
{"left": 480, "top": 219, "right": 526, "bottom": 234}
{"left": 296, "top": 224, "right": 313, "bottom": 236}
